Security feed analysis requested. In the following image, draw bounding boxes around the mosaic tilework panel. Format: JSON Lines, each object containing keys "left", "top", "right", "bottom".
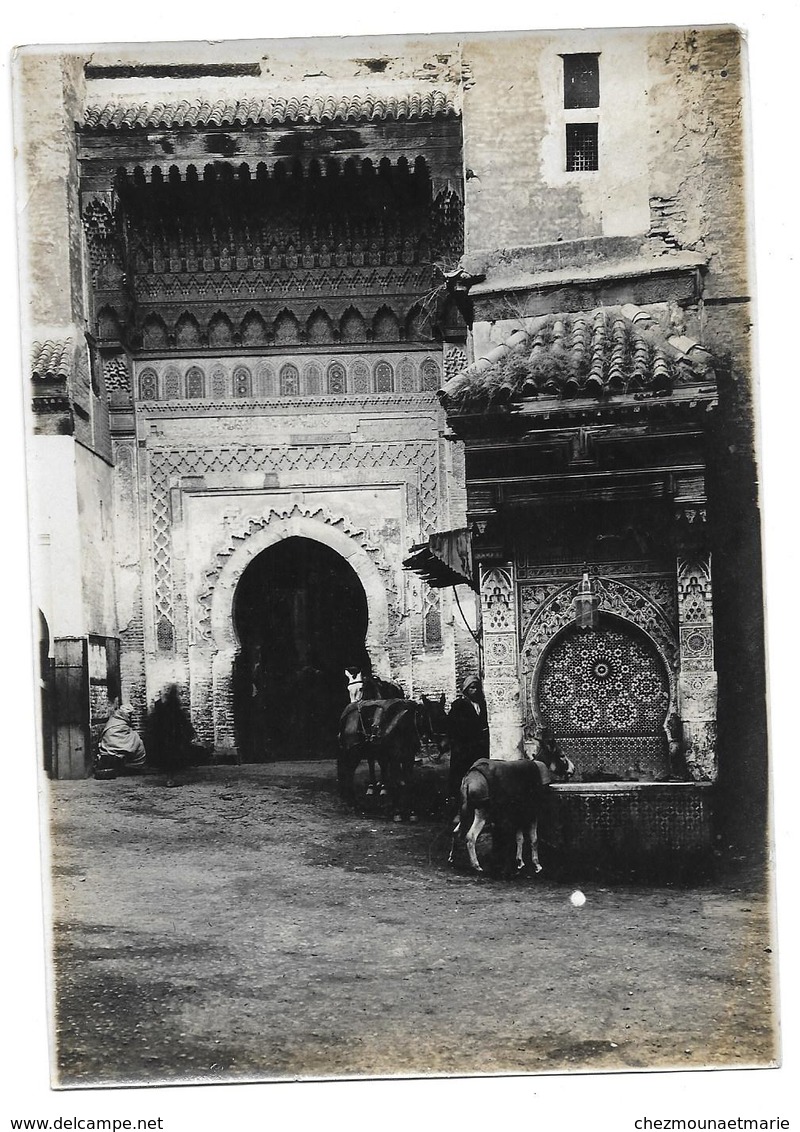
{"left": 545, "top": 786, "right": 714, "bottom": 864}
{"left": 558, "top": 736, "right": 668, "bottom": 779}
{"left": 539, "top": 623, "right": 670, "bottom": 737}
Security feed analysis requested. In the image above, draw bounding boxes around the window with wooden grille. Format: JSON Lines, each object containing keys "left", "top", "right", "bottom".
{"left": 563, "top": 53, "right": 600, "bottom": 109}
{"left": 566, "top": 123, "right": 598, "bottom": 172}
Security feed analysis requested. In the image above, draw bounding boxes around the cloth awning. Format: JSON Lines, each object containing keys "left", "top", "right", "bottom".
{"left": 403, "top": 528, "right": 475, "bottom": 590}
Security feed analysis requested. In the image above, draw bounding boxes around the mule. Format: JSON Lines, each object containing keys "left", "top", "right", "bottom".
{"left": 449, "top": 742, "right": 575, "bottom": 875}
{"left": 337, "top": 696, "right": 432, "bottom": 821}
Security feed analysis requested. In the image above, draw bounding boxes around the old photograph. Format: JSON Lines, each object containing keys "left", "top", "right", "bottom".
{"left": 10, "top": 19, "right": 781, "bottom": 1099}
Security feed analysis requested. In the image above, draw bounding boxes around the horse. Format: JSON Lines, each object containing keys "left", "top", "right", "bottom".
{"left": 419, "top": 693, "right": 449, "bottom": 760}
{"left": 344, "top": 668, "right": 404, "bottom": 704}
{"left": 448, "top": 736, "right": 575, "bottom": 875}
{"left": 337, "top": 695, "right": 433, "bottom": 821}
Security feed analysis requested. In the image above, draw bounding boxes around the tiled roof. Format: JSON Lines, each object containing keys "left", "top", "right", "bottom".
{"left": 31, "top": 339, "right": 73, "bottom": 381}
{"left": 82, "top": 90, "right": 456, "bottom": 130}
{"left": 439, "top": 306, "right": 716, "bottom": 413}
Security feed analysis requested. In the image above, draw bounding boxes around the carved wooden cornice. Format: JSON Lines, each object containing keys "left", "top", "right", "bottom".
{"left": 81, "top": 156, "right": 464, "bottom": 351}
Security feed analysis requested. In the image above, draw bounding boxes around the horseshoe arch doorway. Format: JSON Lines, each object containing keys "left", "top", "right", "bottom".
{"left": 232, "top": 536, "right": 370, "bottom": 760}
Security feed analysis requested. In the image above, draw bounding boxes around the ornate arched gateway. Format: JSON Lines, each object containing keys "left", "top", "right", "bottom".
{"left": 195, "top": 506, "right": 391, "bottom": 757}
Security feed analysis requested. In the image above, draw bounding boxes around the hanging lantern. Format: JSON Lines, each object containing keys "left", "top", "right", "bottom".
{"left": 573, "top": 571, "right": 600, "bottom": 630}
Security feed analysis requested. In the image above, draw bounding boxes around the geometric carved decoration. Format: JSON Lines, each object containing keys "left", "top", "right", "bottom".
{"left": 352, "top": 359, "right": 370, "bottom": 394}
{"left": 132, "top": 354, "right": 443, "bottom": 402}
{"left": 399, "top": 357, "right": 416, "bottom": 392}
{"left": 328, "top": 362, "right": 346, "bottom": 394}
{"left": 676, "top": 555, "right": 717, "bottom": 780}
{"left": 423, "top": 588, "right": 442, "bottom": 648}
{"left": 186, "top": 366, "right": 205, "bottom": 398}
{"left": 102, "top": 353, "right": 131, "bottom": 394}
{"left": 678, "top": 558, "right": 713, "bottom": 624}
{"left": 483, "top": 568, "right": 515, "bottom": 634}
{"left": 304, "top": 363, "right": 322, "bottom": 395}
{"left": 163, "top": 368, "right": 182, "bottom": 399}
{"left": 139, "top": 368, "right": 158, "bottom": 400}
{"left": 256, "top": 363, "right": 275, "bottom": 397}
{"left": 420, "top": 357, "right": 441, "bottom": 391}
{"left": 375, "top": 360, "right": 394, "bottom": 393}
{"left": 233, "top": 366, "right": 252, "bottom": 397}
{"left": 210, "top": 367, "right": 228, "bottom": 397}
{"left": 480, "top": 563, "right": 523, "bottom": 756}
{"left": 280, "top": 363, "right": 300, "bottom": 396}
{"left": 146, "top": 438, "right": 440, "bottom": 660}
{"left": 676, "top": 557, "right": 714, "bottom": 671}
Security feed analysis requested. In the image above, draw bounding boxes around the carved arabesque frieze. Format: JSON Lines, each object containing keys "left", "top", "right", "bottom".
{"left": 521, "top": 576, "right": 678, "bottom": 658}
{"left": 133, "top": 352, "right": 442, "bottom": 401}
{"left": 103, "top": 353, "right": 131, "bottom": 395}
{"left": 443, "top": 342, "right": 468, "bottom": 381}
{"left": 676, "top": 555, "right": 717, "bottom": 781}
{"left": 82, "top": 195, "right": 126, "bottom": 291}
{"left": 87, "top": 165, "right": 464, "bottom": 351}
{"left": 520, "top": 569, "right": 677, "bottom": 631}
{"left": 121, "top": 180, "right": 462, "bottom": 286}
{"left": 480, "top": 564, "right": 524, "bottom": 752}
{"left": 677, "top": 557, "right": 713, "bottom": 622}
{"left": 131, "top": 294, "right": 438, "bottom": 352}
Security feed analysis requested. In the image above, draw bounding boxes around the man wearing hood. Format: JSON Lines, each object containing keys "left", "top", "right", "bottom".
{"left": 447, "top": 675, "right": 490, "bottom": 804}
{"left": 95, "top": 703, "right": 146, "bottom": 776}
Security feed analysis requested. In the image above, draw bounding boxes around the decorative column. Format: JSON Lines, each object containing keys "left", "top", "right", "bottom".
{"left": 676, "top": 555, "right": 718, "bottom": 780}
{"left": 479, "top": 564, "right": 525, "bottom": 760}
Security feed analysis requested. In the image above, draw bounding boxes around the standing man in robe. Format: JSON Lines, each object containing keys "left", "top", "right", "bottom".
{"left": 447, "top": 675, "right": 490, "bottom": 806}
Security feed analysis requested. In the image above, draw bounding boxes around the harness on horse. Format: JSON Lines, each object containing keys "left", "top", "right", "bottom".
{"left": 354, "top": 701, "right": 387, "bottom": 744}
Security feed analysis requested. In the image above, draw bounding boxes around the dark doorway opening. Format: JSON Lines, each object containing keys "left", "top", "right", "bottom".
{"left": 233, "top": 536, "right": 370, "bottom": 760}
{"left": 38, "top": 610, "right": 54, "bottom": 776}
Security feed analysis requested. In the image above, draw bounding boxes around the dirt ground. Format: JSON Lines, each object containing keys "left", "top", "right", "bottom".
{"left": 46, "top": 759, "right": 779, "bottom": 1087}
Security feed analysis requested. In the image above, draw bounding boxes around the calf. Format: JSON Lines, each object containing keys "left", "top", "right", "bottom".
{"left": 449, "top": 750, "right": 574, "bottom": 875}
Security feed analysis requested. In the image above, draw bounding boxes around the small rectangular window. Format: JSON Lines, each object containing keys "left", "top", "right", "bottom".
{"left": 563, "top": 53, "right": 600, "bottom": 109}
{"left": 566, "top": 123, "right": 598, "bottom": 171}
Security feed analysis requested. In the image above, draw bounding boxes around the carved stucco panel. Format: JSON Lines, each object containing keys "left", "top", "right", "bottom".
{"left": 480, "top": 565, "right": 524, "bottom": 758}
{"left": 146, "top": 438, "right": 439, "bottom": 649}
{"left": 676, "top": 556, "right": 717, "bottom": 781}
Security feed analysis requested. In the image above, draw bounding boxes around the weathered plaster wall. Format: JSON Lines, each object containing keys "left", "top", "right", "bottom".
{"left": 14, "top": 50, "right": 86, "bottom": 332}
{"left": 17, "top": 50, "right": 118, "bottom": 644}
{"left": 459, "top": 25, "right": 748, "bottom": 276}
{"left": 82, "top": 32, "right": 462, "bottom": 98}
{"left": 75, "top": 443, "right": 117, "bottom": 638}
{"left": 461, "top": 29, "right": 651, "bottom": 252}
{"left": 27, "top": 437, "right": 84, "bottom": 637}
{"left": 646, "top": 28, "right": 748, "bottom": 295}
{"left": 26, "top": 438, "right": 117, "bottom": 640}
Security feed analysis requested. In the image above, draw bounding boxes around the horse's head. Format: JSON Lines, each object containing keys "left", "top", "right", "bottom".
{"left": 532, "top": 725, "right": 575, "bottom": 780}
{"left": 419, "top": 693, "right": 449, "bottom": 756}
{"left": 549, "top": 748, "right": 576, "bottom": 781}
{"left": 345, "top": 669, "right": 364, "bottom": 703}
